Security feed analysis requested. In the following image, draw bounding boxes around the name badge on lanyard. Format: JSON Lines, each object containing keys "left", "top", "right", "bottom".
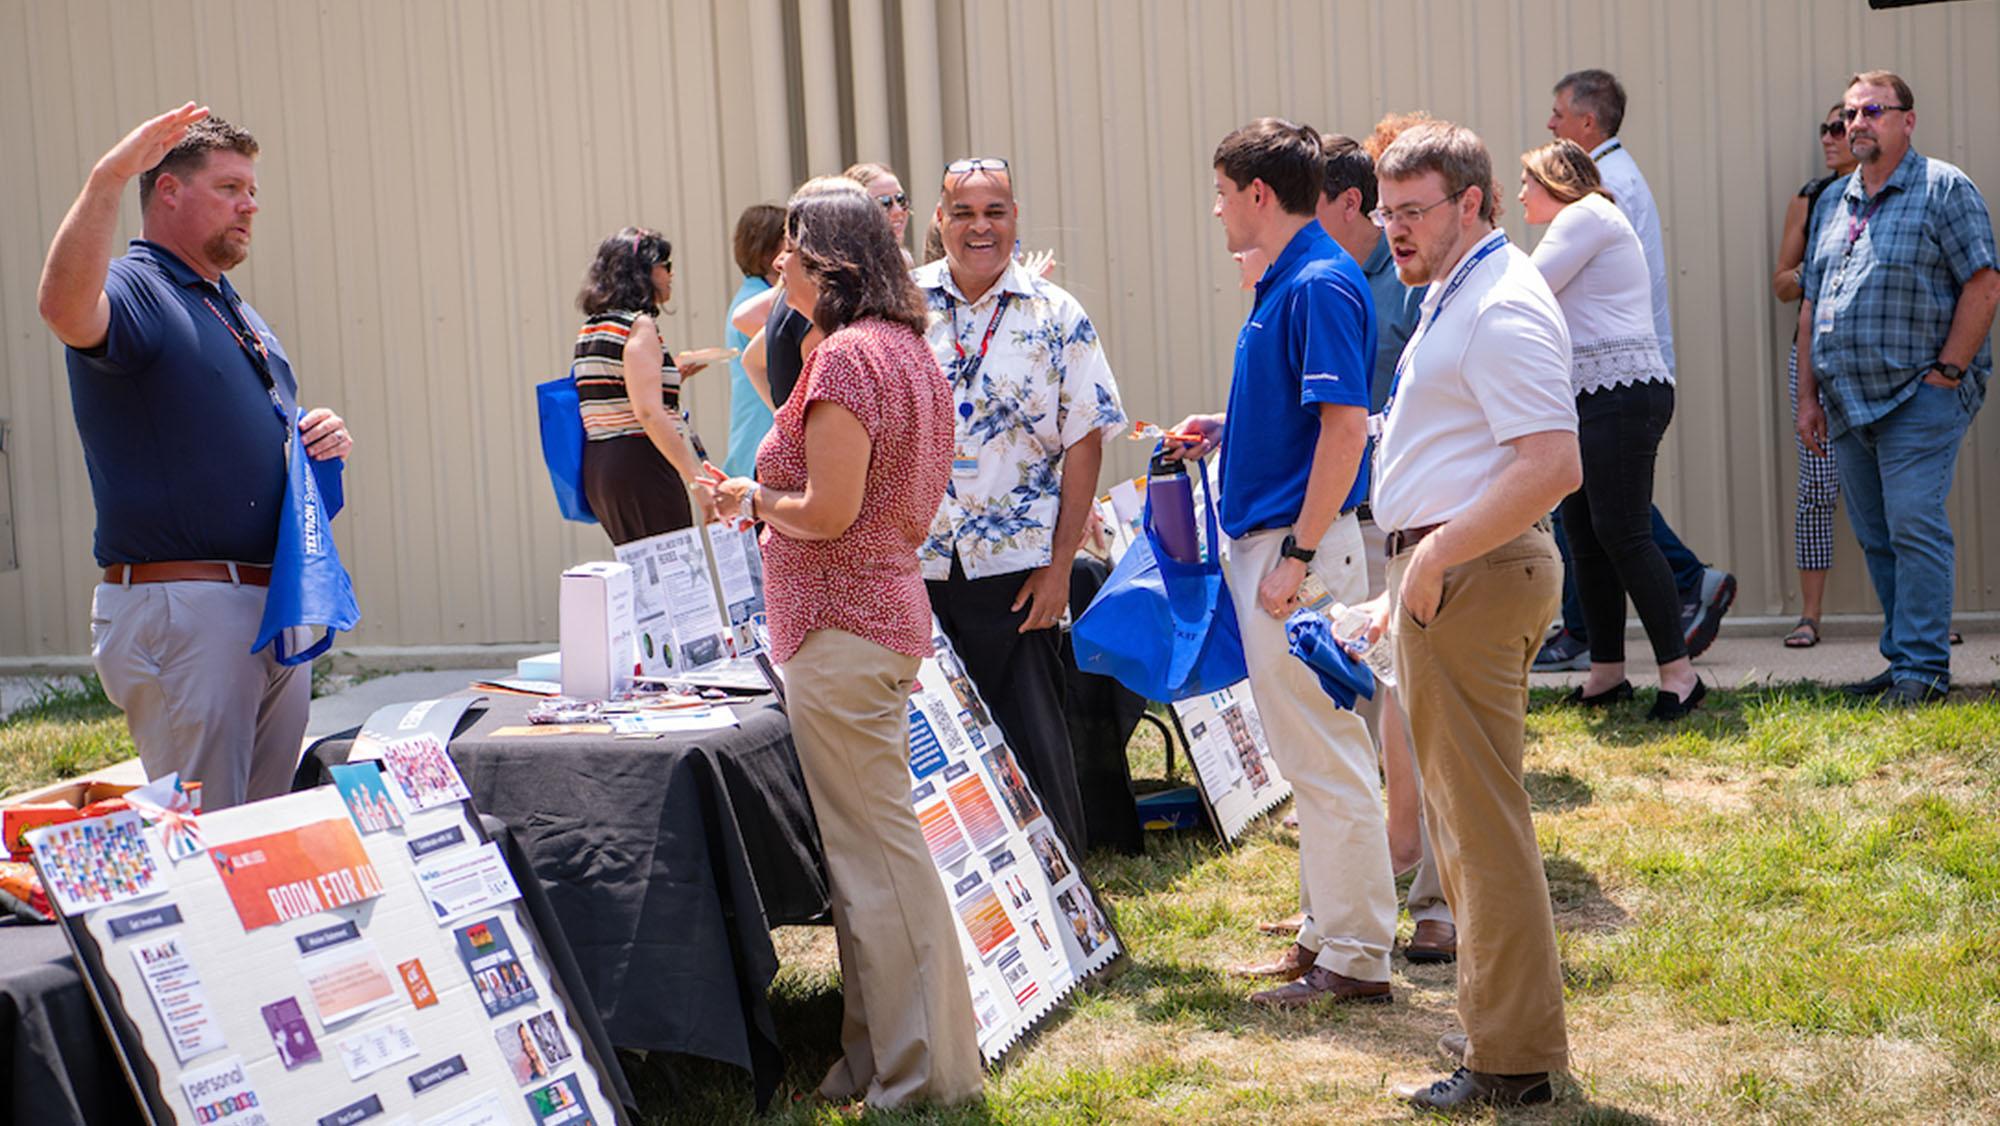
{"left": 953, "top": 401, "right": 979, "bottom": 478}
{"left": 1818, "top": 193, "right": 1883, "bottom": 338}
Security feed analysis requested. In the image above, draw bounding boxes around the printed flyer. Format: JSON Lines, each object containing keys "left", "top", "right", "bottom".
{"left": 617, "top": 527, "right": 731, "bottom": 675}
{"left": 209, "top": 817, "right": 385, "bottom": 932}
{"left": 453, "top": 915, "right": 539, "bottom": 1018}
{"left": 905, "top": 623, "right": 1122, "bottom": 1061}
{"left": 300, "top": 935, "right": 399, "bottom": 1026}
{"left": 707, "top": 522, "right": 768, "bottom": 657}
{"left": 494, "top": 1010, "right": 573, "bottom": 1087}
{"left": 178, "top": 1054, "right": 271, "bottom": 1126}
{"left": 525, "top": 1074, "right": 596, "bottom": 1125}
{"left": 1171, "top": 682, "right": 1293, "bottom": 843}
{"left": 28, "top": 809, "right": 165, "bottom": 915}
{"left": 330, "top": 761, "right": 407, "bottom": 833}
{"left": 131, "top": 932, "right": 225, "bottom": 1063}
{"left": 410, "top": 841, "right": 521, "bottom": 925}
{"left": 379, "top": 733, "right": 472, "bottom": 811}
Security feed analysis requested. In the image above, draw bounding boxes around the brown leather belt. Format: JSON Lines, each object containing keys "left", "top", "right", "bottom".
{"left": 1383, "top": 524, "right": 1442, "bottom": 558}
{"left": 103, "top": 562, "right": 273, "bottom": 587}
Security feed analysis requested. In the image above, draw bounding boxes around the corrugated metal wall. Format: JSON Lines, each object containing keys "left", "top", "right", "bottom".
{"left": 3, "top": 0, "right": 1996, "bottom": 656}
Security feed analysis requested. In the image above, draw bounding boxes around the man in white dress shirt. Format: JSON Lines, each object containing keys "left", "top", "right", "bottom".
{"left": 1542, "top": 67, "right": 1736, "bottom": 667}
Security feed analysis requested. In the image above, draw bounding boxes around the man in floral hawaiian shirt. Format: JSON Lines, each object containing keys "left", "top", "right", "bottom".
{"left": 916, "top": 158, "right": 1128, "bottom": 851}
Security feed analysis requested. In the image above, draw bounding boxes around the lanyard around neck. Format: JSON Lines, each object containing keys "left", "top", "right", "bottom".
{"left": 1386, "top": 232, "right": 1509, "bottom": 401}
{"left": 201, "top": 292, "right": 290, "bottom": 428}
{"left": 945, "top": 290, "right": 1013, "bottom": 385}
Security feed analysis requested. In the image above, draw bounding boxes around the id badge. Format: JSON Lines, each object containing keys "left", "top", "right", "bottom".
{"left": 1814, "top": 300, "right": 1836, "bottom": 338}
{"left": 953, "top": 447, "right": 980, "bottom": 479}
{"left": 1366, "top": 412, "right": 1385, "bottom": 440}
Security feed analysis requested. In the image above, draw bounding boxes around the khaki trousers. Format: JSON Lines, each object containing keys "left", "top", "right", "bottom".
{"left": 784, "top": 629, "right": 983, "bottom": 1108}
{"left": 1225, "top": 518, "right": 1396, "bottom": 982}
{"left": 90, "top": 580, "right": 310, "bottom": 810}
{"left": 1356, "top": 517, "right": 1449, "bottom": 925}
{"left": 1389, "top": 525, "right": 1569, "bottom": 1076}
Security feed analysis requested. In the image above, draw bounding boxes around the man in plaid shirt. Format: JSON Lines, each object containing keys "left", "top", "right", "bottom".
{"left": 1798, "top": 69, "right": 2000, "bottom": 706}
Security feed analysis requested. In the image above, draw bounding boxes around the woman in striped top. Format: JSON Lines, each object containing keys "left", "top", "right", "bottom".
{"left": 572, "top": 226, "right": 713, "bottom": 544}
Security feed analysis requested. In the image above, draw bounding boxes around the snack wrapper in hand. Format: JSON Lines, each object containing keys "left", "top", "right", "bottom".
{"left": 0, "top": 860, "right": 54, "bottom": 923}
{"left": 1285, "top": 607, "right": 1376, "bottom": 710}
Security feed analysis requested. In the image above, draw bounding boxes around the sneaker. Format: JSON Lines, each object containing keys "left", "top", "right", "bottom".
{"left": 1683, "top": 567, "right": 1736, "bottom": 659}
{"left": 1534, "top": 629, "right": 1590, "bottom": 671}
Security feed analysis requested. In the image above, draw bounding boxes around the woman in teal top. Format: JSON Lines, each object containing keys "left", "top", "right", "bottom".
{"left": 724, "top": 204, "right": 786, "bottom": 477}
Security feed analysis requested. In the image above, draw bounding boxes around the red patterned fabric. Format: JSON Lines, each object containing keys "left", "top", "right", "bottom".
{"left": 758, "top": 318, "right": 953, "bottom": 663}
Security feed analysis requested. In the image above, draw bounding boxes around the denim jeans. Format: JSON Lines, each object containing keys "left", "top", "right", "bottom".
{"left": 1555, "top": 501, "right": 1706, "bottom": 640}
{"left": 1832, "top": 380, "right": 1976, "bottom": 688}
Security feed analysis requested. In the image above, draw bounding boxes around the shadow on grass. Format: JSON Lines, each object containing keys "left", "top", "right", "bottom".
{"left": 1527, "top": 767, "right": 1594, "bottom": 812}
{"left": 1547, "top": 854, "right": 1630, "bottom": 937}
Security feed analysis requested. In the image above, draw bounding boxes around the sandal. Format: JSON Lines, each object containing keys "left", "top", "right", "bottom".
{"left": 1951, "top": 630, "right": 1964, "bottom": 646}
{"left": 1784, "top": 617, "right": 1820, "bottom": 648}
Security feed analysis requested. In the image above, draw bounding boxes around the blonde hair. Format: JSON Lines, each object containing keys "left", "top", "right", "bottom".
{"left": 1520, "top": 139, "right": 1615, "bottom": 207}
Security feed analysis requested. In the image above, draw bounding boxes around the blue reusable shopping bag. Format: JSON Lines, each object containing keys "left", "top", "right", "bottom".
{"left": 253, "top": 414, "right": 362, "bottom": 665}
{"left": 536, "top": 372, "right": 597, "bottom": 523}
{"left": 1072, "top": 454, "right": 1247, "bottom": 701}
{"left": 1284, "top": 608, "right": 1376, "bottom": 710}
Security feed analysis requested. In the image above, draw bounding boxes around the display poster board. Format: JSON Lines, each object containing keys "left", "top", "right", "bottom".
{"left": 616, "top": 524, "right": 770, "bottom": 690}
{"left": 907, "top": 626, "right": 1123, "bottom": 1061}
{"left": 1170, "top": 683, "right": 1293, "bottom": 845}
{"left": 30, "top": 769, "right": 625, "bottom": 1126}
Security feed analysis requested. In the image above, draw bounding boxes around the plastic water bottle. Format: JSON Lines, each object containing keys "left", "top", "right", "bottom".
{"left": 1325, "top": 600, "right": 1398, "bottom": 690}
{"left": 1146, "top": 452, "right": 1200, "bottom": 564}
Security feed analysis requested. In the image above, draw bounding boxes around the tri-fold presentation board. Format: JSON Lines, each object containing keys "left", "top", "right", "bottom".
{"left": 906, "top": 625, "right": 1124, "bottom": 1061}
{"left": 30, "top": 762, "right": 625, "bottom": 1125}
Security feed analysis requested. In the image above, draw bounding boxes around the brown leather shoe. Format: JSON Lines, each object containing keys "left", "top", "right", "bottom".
{"left": 1249, "top": 965, "right": 1391, "bottom": 1008}
{"left": 1405, "top": 919, "right": 1457, "bottom": 964}
{"left": 1256, "top": 911, "right": 1306, "bottom": 937}
{"left": 1227, "top": 941, "right": 1314, "bottom": 980}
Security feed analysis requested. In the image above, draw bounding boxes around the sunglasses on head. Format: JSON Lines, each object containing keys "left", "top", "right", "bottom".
{"left": 1840, "top": 102, "right": 1908, "bottom": 124}
{"left": 875, "top": 191, "right": 910, "bottom": 210}
{"left": 943, "top": 157, "right": 1010, "bottom": 184}
{"left": 1819, "top": 120, "right": 1846, "bottom": 139}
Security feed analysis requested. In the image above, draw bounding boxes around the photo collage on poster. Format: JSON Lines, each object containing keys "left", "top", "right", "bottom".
{"left": 1171, "top": 683, "right": 1292, "bottom": 844}
{"left": 906, "top": 624, "right": 1122, "bottom": 1061}
{"left": 31, "top": 750, "right": 617, "bottom": 1126}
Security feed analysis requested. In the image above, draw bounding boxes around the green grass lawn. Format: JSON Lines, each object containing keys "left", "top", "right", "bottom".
{"left": 0, "top": 677, "right": 134, "bottom": 799}
{"left": 7, "top": 681, "right": 1996, "bottom": 1121}
{"left": 626, "top": 685, "right": 2000, "bottom": 1124}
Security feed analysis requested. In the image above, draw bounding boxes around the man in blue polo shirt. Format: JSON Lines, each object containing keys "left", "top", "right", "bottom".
{"left": 38, "top": 104, "right": 355, "bottom": 809}
{"left": 1171, "top": 118, "right": 1397, "bottom": 1008}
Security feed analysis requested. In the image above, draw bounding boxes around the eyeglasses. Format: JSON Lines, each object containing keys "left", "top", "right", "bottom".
{"left": 875, "top": 191, "right": 910, "bottom": 211}
{"left": 944, "top": 157, "right": 1010, "bottom": 179}
{"left": 1840, "top": 103, "right": 1909, "bottom": 124}
{"left": 1819, "top": 120, "right": 1846, "bottom": 139}
{"left": 1369, "top": 187, "right": 1468, "bottom": 229}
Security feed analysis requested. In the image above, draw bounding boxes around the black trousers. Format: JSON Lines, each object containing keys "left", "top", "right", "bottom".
{"left": 1062, "top": 557, "right": 1145, "bottom": 855}
{"left": 582, "top": 433, "right": 694, "bottom": 545}
{"left": 928, "top": 555, "right": 1089, "bottom": 854}
{"left": 1560, "top": 380, "right": 1688, "bottom": 666}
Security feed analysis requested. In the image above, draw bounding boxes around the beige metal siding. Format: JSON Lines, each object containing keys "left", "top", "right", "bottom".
{"left": 3, "top": 0, "right": 1996, "bottom": 656}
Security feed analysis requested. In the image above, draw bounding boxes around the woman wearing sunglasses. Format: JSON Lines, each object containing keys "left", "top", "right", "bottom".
{"left": 1770, "top": 103, "right": 1858, "bottom": 648}
{"left": 569, "top": 226, "right": 713, "bottom": 544}
{"left": 699, "top": 180, "right": 979, "bottom": 1111}
{"left": 845, "top": 161, "right": 913, "bottom": 260}
{"left": 1518, "top": 140, "right": 1701, "bottom": 720}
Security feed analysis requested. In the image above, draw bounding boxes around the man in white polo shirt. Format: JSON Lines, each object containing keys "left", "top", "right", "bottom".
{"left": 1367, "top": 122, "right": 1582, "bottom": 1112}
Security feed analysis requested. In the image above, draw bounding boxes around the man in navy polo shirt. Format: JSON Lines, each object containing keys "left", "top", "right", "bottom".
{"left": 38, "top": 104, "right": 354, "bottom": 809}
{"left": 1171, "top": 118, "right": 1397, "bottom": 1008}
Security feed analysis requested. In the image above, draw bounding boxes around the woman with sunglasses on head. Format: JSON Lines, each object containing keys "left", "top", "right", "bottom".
{"left": 698, "top": 180, "right": 979, "bottom": 1111}
{"left": 570, "top": 226, "right": 713, "bottom": 544}
{"left": 1770, "top": 103, "right": 1858, "bottom": 649}
{"left": 1518, "top": 140, "right": 1702, "bottom": 720}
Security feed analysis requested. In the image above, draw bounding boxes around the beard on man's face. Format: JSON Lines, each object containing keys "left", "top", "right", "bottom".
{"left": 204, "top": 229, "right": 250, "bottom": 271}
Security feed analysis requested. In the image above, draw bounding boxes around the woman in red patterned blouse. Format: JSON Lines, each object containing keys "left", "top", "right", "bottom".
{"left": 699, "top": 178, "right": 977, "bottom": 1111}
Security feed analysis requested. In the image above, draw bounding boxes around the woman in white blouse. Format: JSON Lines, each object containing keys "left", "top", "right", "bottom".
{"left": 1520, "top": 140, "right": 1702, "bottom": 720}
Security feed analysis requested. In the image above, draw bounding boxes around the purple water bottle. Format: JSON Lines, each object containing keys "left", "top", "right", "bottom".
{"left": 1147, "top": 451, "right": 1200, "bottom": 564}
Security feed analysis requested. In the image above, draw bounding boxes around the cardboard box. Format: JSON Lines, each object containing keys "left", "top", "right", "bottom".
{"left": 559, "top": 561, "right": 636, "bottom": 700}
{"left": 3, "top": 780, "right": 139, "bottom": 861}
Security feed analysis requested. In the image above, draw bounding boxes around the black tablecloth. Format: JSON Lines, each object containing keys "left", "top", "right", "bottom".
{"left": 2, "top": 817, "right": 636, "bottom": 1125}
{"left": 299, "top": 693, "right": 829, "bottom": 1111}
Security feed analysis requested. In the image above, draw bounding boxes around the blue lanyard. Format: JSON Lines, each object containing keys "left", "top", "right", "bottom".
{"left": 1382, "top": 232, "right": 1509, "bottom": 413}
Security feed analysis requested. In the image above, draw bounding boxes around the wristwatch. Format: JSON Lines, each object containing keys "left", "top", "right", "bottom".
{"left": 1279, "top": 533, "right": 1315, "bottom": 564}
{"left": 1928, "top": 362, "right": 1964, "bottom": 384}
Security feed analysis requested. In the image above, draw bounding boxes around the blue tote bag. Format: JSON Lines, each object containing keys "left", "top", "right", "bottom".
{"left": 253, "top": 413, "right": 362, "bottom": 666}
{"left": 1072, "top": 454, "right": 1246, "bottom": 701}
{"left": 536, "top": 372, "right": 597, "bottom": 523}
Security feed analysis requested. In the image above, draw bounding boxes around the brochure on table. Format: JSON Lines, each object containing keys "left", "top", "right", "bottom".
{"left": 29, "top": 771, "right": 625, "bottom": 1125}
{"left": 1170, "top": 682, "right": 1292, "bottom": 844}
{"left": 908, "top": 625, "right": 1123, "bottom": 1062}
{"left": 614, "top": 523, "right": 768, "bottom": 687}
